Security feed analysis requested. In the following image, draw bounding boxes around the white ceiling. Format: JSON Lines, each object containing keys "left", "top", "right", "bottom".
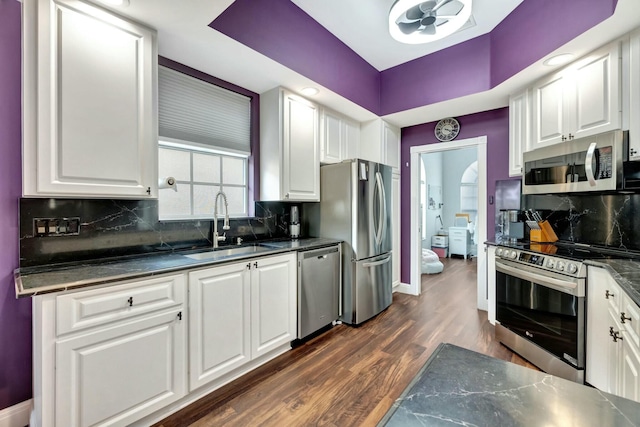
{"left": 292, "top": 0, "right": 523, "bottom": 71}
{"left": 101, "top": 0, "right": 640, "bottom": 128}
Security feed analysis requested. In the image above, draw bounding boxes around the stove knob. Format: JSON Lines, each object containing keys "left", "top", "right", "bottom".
{"left": 510, "top": 250, "right": 518, "bottom": 260}
{"left": 546, "top": 259, "right": 556, "bottom": 269}
{"left": 556, "top": 261, "right": 566, "bottom": 272}
{"left": 496, "top": 248, "right": 503, "bottom": 256}
{"left": 567, "top": 263, "right": 578, "bottom": 274}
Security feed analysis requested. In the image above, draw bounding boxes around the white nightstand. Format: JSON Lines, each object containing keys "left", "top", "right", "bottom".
{"left": 448, "top": 226, "right": 471, "bottom": 259}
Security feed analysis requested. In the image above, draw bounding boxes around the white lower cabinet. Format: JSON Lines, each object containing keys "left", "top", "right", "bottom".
{"left": 391, "top": 172, "right": 401, "bottom": 288}
{"left": 33, "top": 253, "right": 297, "bottom": 426}
{"left": 188, "top": 253, "right": 296, "bottom": 391}
{"left": 56, "top": 308, "right": 186, "bottom": 427}
{"left": 188, "top": 262, "right": 251, "bottom": 391}
{"left": 586, "top": 266, "right": 640, "bottom": 402}
{"left": 33, "top": 273, "right": 187, "bottom": 427}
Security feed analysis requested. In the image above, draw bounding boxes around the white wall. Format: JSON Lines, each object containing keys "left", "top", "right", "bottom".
{"left": 442, "top": 147, "right": 477, "bottom": 228}
{"left": 420, "top": 152, "right": 443, "bottom": 249}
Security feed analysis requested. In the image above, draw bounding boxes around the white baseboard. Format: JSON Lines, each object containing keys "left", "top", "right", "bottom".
{"left": 393, "top": 282, "right": 413, "bottom": 295}
{"left": 0, "top": 400, "right": 31, "bottom": 427}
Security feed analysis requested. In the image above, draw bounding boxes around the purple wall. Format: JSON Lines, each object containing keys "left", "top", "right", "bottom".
{"left": 399, "top": 108, "right": 515, "bottom": 283}
{"left": 210, "top": 0, "right": 381, "bottom": 114}
{"left": 0, "top": 0, "right": 32, "bottom": 411}
{"left": 380, "top": 35, "right": 491, "bottom": 115}
{"left": 211, "top": 0, "right": 617, "bottom": 116}
{"left": 490, "top": 0, "right": 618, "bottom": 86}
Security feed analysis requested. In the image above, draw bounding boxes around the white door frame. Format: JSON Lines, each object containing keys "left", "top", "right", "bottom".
{"left": 409, "top": 136, "right": 488, "bottom": 311}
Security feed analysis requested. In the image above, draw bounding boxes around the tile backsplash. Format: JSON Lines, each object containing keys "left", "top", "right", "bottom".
{"left": 19, "top": 198, "right": 305, "bottom": 268}
{"left": 523, "top": 193, "right": 640, "bottom": 251}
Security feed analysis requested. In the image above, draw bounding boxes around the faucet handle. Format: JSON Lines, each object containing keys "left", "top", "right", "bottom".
{"left": 236, "top": 237, "right": 243, "bottom": 245}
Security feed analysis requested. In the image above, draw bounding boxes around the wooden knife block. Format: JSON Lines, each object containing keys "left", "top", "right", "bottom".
{"left": 530, "top": 221, "right": 558, "bottom": 243}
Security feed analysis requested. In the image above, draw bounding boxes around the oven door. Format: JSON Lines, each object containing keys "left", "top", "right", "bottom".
{"left": 495, "top": 260, "right": 585, "bottom": 368}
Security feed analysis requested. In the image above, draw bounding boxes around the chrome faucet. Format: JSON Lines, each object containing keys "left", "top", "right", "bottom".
{"left": 213, "top": 190, "right": 230, "bottom": 248}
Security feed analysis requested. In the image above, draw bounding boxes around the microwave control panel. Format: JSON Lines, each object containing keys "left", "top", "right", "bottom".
{"left": 597, "top": 146, "right": 613, "bottom": 179}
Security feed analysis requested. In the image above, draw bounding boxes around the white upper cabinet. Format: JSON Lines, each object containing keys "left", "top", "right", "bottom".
{"left": 320, "top": 108, "right": 360, "bottom": 164}
{"left": 531, "top": 41, "right": 621, "bottom": 149}
{"left": 22, "top": 0, "right": 158, "bottom": 198}
{"left": 628, "top": 28, "right": 640, "bottom": 161}
{"left": 508, "top": 89, "right": 531, "bottom": 176}
{"left": 360, "top": 118, "right": 401, "bottom": 171}
{"left": 260, "top": 87, "right": 320, "bottom": 201}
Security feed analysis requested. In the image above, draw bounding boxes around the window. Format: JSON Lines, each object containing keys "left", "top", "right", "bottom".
{"left": 158, "top": 142, "right": 248, "bottom": 219}
{"left": 157, "top": 64, "right": 252, "bottom": 220}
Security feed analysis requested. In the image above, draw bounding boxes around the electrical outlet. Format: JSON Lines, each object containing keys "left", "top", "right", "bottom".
{"left": 33, "top": 217, "right": 81, "bottom": 237}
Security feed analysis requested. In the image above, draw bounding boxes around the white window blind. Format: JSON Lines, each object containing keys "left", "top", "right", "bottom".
{"left": 158, "top": 66, "right": 251, "bottom": 153}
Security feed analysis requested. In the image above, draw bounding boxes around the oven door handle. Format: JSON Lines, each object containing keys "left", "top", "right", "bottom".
{"left": 496, "top": 261, "right": 579, "bottom": 295}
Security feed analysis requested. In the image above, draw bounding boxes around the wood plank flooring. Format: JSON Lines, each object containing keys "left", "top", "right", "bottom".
{"left": 155, "top": 257, "right": 537, "bottom": 427}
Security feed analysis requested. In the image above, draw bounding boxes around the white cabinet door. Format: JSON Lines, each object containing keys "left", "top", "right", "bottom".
{"left": 383, "top": 121, "right": 401, "bottom": 171}
{"left": 260, "top": 88, "right": 319, "bottom": 201}
{"left": 620, "top": 335, "right": 640, "bottom": 402}
{"left": 56, "top": 308, "right": 186, "bottom": 427}
{"left": 572, "top": 42, "right": 621, "bottom": 140}
{"left": 392, "top": 173, "right": 401, "bottom": 288}
{"left": 586, "top": 267, "right": 615, "bottom": 391}
{"left": 531, "top": 42, "right": 620, "bottom": 149}
{"left": 531, "top": 72, "right": 567, "bottom": 148}
{"left": 251, "top": 254, "right": 297, "bottom": 358}
{"left": 359, "top": 118, "right": 400, "bottom": 170}
{"left": 508, "top": 89, "right": 530, "bottom": 176}
{"left": 283, "top": 93, "right": 320, "bottom": 200}
{"left": 629, "top": 28, "right": 640, "bottom": 161}
{"left": 343, "top": 117, "right": 361, "bottom": 160}
{"left": 188, "top": 262, "right": 251, "bottom": 391}
{"left": 320, "top": 109, "right": 343, "bottom": 164}
{"left": 22, "top": 0, "right": 157, "bottom": 198}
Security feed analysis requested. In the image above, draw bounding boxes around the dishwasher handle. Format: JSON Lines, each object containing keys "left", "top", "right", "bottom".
{"left": 300, "top": 246, "right": 339, "bottom": 260}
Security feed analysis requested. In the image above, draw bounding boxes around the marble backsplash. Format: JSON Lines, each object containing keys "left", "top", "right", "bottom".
{"left": 19, "top": 198, "right": 306, "bottom": 268}
{"left": 522, "top": 193, "right": 640, "bottom": 251}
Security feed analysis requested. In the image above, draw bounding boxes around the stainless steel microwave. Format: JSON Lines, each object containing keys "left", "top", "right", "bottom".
{"left": 522, "top": 130, "right": 633, "bottom": 194}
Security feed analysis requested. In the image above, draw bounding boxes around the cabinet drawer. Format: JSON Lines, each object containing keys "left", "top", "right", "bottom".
{"left": 604, "top": 279, "right": 623, "bottom": 315}
{"left": 620, "top": 293, "right": 640, "bottom": 349}
{"left": 57, "top": 274, "right": 186, "bottom": 336}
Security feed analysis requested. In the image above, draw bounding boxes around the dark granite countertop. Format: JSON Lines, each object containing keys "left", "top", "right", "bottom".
{"left": 585, "top": 258, "right": 640, "bottom": 308}
{"left": 15, "top": 238, "right": 341, "bottom": 297}
{"left": 379, "top": 343, "right": 640, "bottom": 426}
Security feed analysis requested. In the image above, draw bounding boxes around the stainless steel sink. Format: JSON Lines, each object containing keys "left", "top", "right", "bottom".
{"left": 183, "top": 245, "right": 272, "bottom": 261}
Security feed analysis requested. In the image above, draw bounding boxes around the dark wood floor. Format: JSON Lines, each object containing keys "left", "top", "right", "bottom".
{"left": 155, "top": 257, "right": 536, "bottom": 427}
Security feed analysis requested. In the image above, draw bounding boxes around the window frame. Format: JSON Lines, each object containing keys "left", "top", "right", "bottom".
{"left": 158, "top": 56, "right": 260, "bottom": 218}
{"left": 158, "top": 139, "right": 250, "bottom": 221}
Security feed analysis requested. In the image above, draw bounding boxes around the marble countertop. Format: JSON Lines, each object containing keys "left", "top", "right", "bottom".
{"left": 15, "top": 238, "right": 341, "bottom": 297}
{"left": 379, "top": 343, "right": 640, "bottom": 426}
{"left": 485, "top": 241, "right": 640, "bottom": 308}
{"left": 585, "top": 258, "right": 640, "bottom": 307}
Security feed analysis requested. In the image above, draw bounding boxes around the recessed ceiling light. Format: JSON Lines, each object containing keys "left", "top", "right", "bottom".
{"left": 301, "top": 87, "right": 319, "bottom": 96}
{"left": 97, "top": 0, "right": 130, "bottom": 6}
{"left": 389, "top": 0, "right": 473, "bottom": 44}
{"left": 543, "top": 53, "right": 574, "bottom": 66}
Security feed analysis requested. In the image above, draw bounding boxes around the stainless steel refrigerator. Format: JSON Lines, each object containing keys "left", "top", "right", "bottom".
{"left": 308, "top": 159, "right": 393, "bottom": 325}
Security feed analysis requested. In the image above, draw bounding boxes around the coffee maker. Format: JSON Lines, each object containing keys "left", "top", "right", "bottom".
{"left": 500, "top": 209, "right": 524, "bottom": 243}
{"left": 289, "top": 205, "right": 300, "bottom": 239}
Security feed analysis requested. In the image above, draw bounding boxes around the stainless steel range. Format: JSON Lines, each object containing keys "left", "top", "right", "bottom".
{"left": 494, "top": 245, "right": 586, "bottom": 383}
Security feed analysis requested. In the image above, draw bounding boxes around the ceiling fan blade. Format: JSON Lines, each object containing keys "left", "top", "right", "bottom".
{"left": 398, "top": 20, "right": 422, "bottom": 34}
{"left": 405, "top": 4, "right": 425, "bottom": 20}
{"left": 421, "top": 24, "right": 437, "bottom": 35}
{"left": 431, "top": 0, "right": 454, "bottom": 13}
{"left": 418, "top": 1, "right": 437, "bottom": 13}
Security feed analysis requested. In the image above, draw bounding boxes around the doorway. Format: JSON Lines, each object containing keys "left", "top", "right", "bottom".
{"left": 409, "top": 136, "right": 488, "bottom": 311}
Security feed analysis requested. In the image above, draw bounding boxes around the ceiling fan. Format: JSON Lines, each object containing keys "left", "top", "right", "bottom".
{"left": 389, "top": 0, "right": 472, "bottom": 44}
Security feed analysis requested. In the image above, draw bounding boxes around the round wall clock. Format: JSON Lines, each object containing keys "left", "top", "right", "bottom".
{"left": 434, "top": 117, "right": 460, "bottom": 142}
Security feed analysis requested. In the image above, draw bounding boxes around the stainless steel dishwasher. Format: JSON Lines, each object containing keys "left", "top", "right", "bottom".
{"left": 297, "top": 244, "right": 341, "bottom": 339}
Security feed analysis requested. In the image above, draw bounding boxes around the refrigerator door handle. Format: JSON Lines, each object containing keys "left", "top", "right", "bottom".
{"left": 374, "top": 172, "right": 384, "bottom": 247}
{"left": 362, "top": 254, "right": 392, "bottom": 268}
{"left": 378, "top": 172, "right": 388, "bottom": 245}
